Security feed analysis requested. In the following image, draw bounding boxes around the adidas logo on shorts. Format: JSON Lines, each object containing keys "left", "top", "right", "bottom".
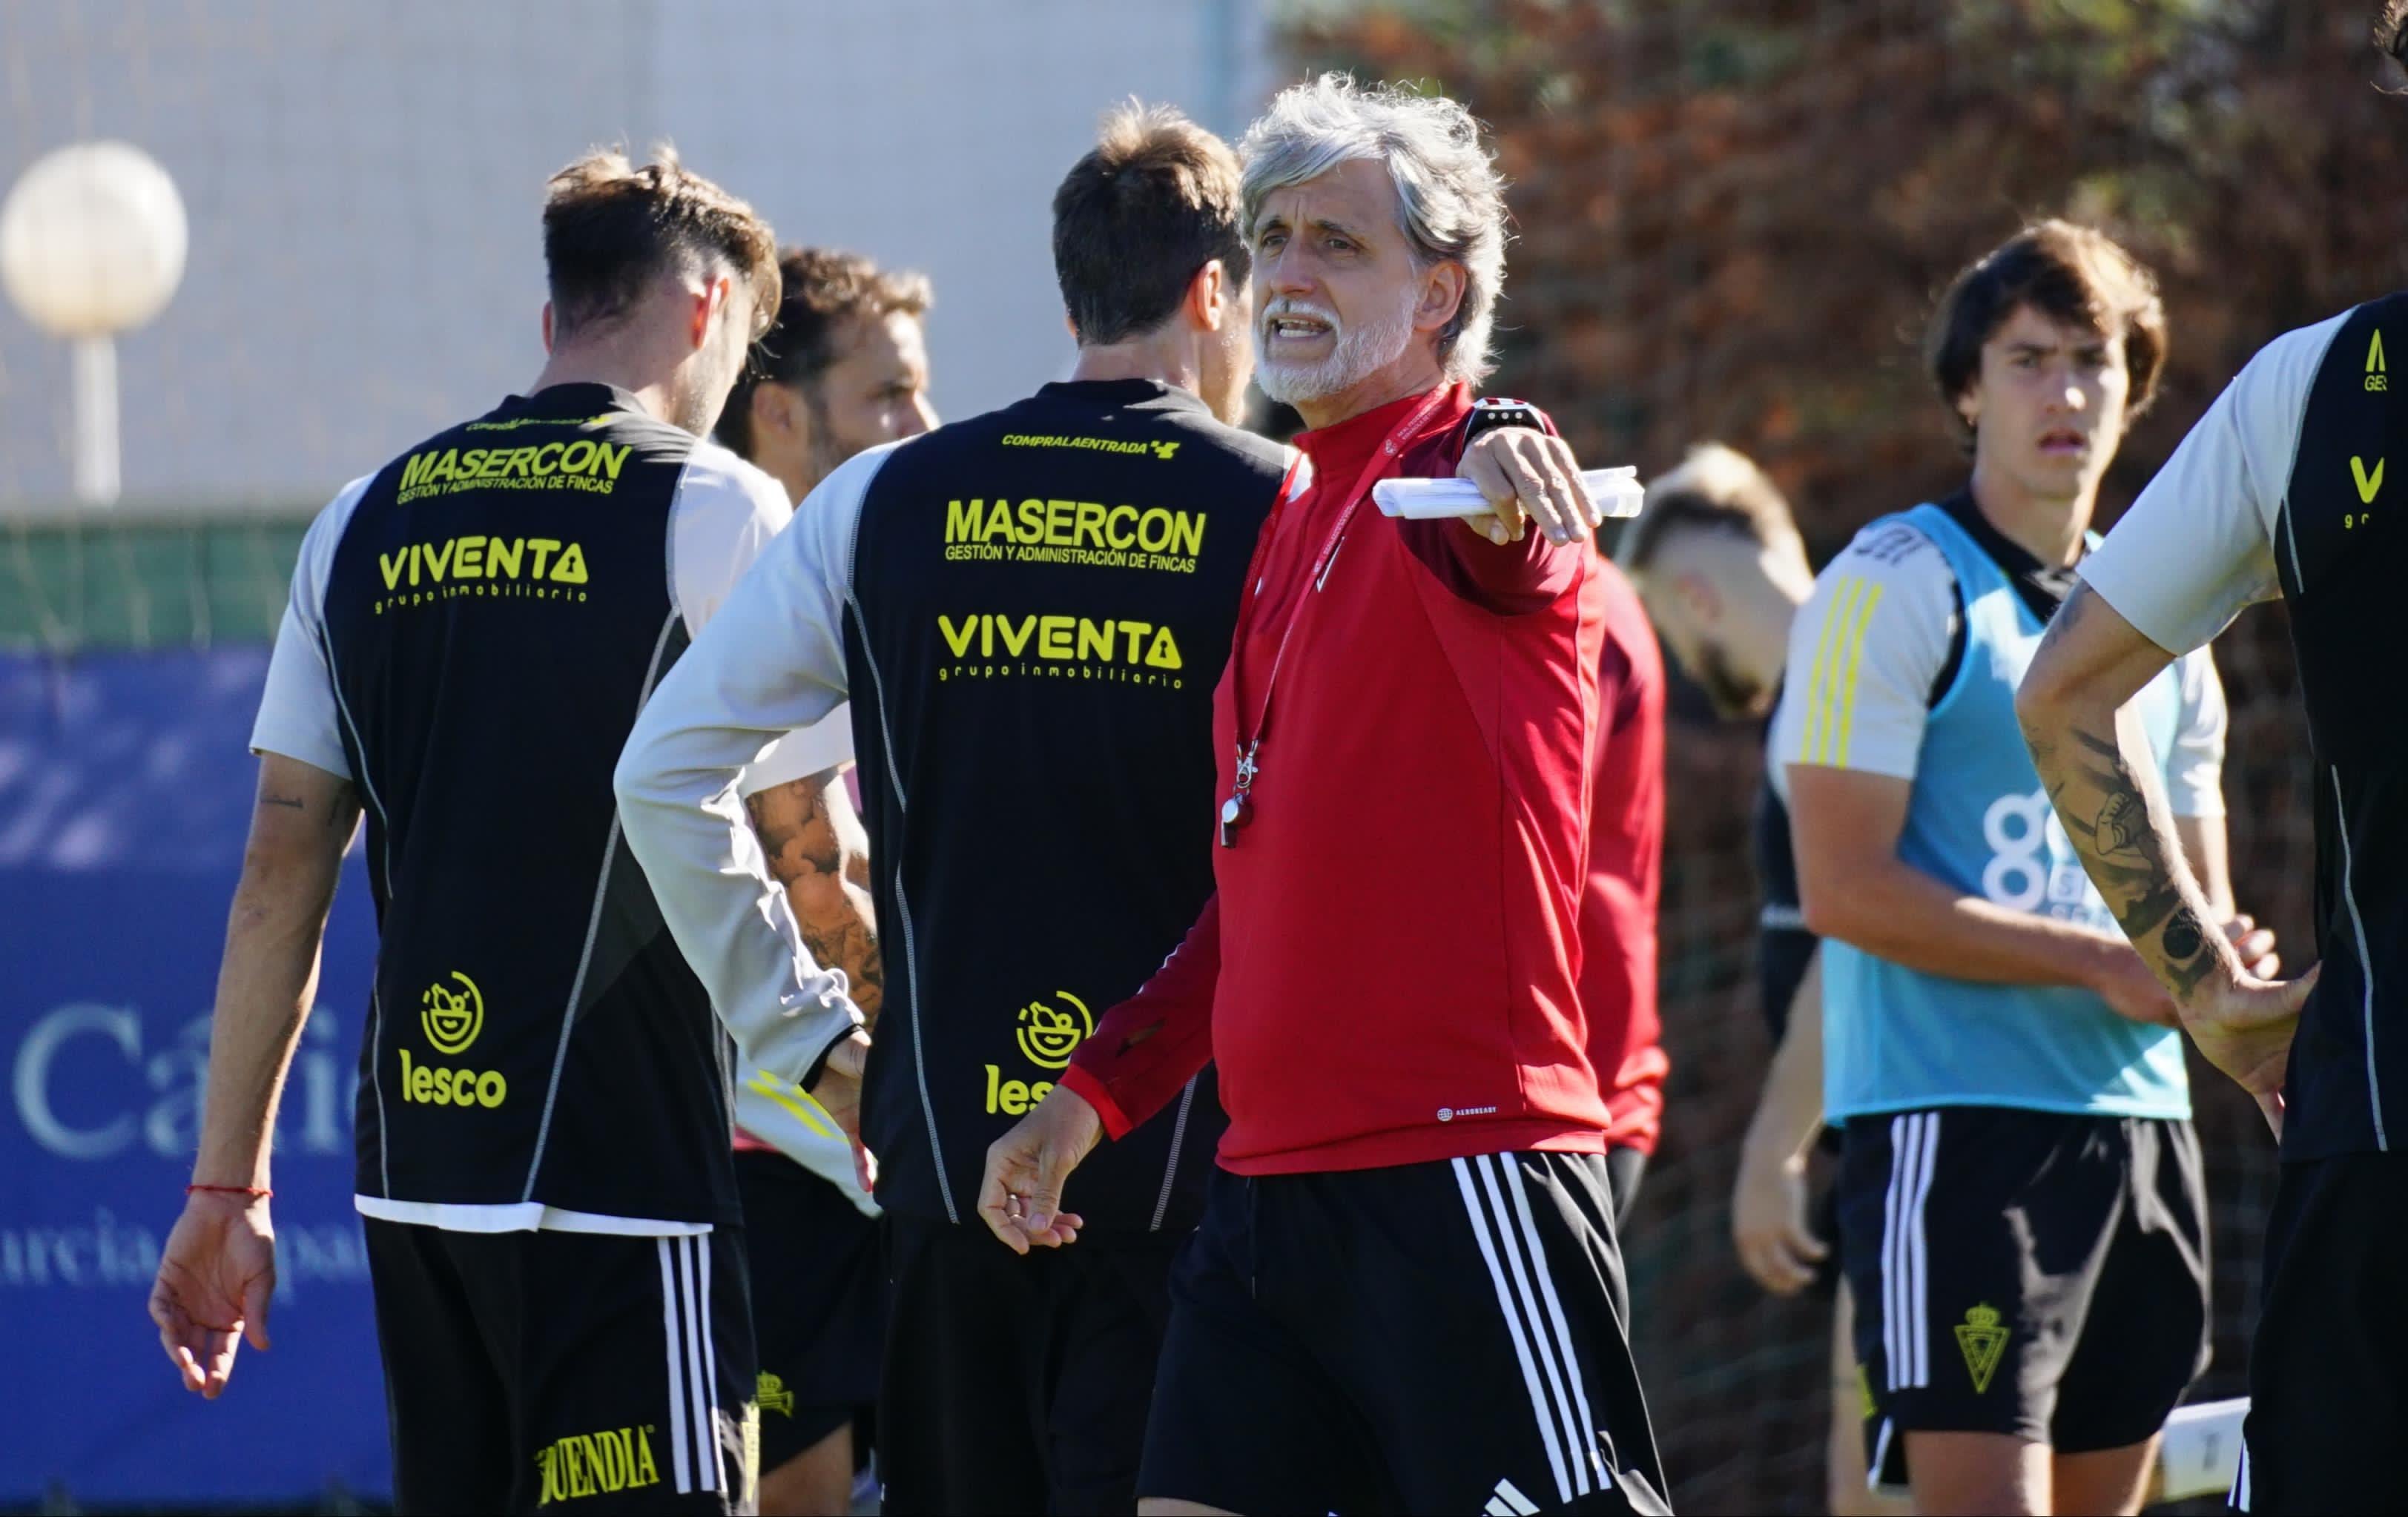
{"left": 1485, "top": 1477, "right": 1542, "bottom": 1516}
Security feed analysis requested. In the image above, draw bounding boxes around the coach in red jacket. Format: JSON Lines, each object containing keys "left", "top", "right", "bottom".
{"left": 979, "top": 75, "right": 1669, "bottom": 1517}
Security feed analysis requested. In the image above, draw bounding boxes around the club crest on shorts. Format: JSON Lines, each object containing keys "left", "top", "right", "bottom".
{"left": 756, "top": 1371, "right": 794, "bottom": 1418}
{"left": 1954, "top": 1303, "right": 2010, "bottom": 1394}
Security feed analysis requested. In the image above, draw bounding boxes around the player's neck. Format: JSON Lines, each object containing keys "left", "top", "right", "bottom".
{"left": 1967, "top": 460, "right": 2094, "bottom": 568}
{"left": 1070, "top": 331, "right": 1204, "bottom": 400}
{"left": 529, "top": 348, "right": 680, "bottom": 429}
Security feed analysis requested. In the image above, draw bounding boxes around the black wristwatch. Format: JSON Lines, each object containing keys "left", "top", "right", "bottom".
{"left": 1459, "top": 395, "right": 1543, "bottom": 449}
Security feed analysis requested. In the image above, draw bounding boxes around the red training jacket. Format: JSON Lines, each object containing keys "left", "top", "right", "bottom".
{"left": 1060, "top": 383, "right": 1632, "bottom": 1174}
{"left": 1588, "top": 561, "right": 1667, "bottom": 1154}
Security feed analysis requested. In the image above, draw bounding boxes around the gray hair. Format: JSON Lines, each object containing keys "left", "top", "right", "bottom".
{"left": 1239, "top": 73, "right": 1509, "bottom": 383}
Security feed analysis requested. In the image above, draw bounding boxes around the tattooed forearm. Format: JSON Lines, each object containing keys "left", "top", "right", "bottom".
{"left": 262, "top": 794, "right": 306, "bottom": 810}
{"left": 794, "top": 906, "right": 885, "bottom": 1025}
{"left": 2044, "top": 719, "right": 2220, "bottom": 999}
{"left": 745, "top": 771, "right": 885, "bottom": 1025}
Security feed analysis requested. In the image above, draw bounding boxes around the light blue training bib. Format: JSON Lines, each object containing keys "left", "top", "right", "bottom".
{"left": 1823, "top": 504, "right": 2192, "bottom": 1123}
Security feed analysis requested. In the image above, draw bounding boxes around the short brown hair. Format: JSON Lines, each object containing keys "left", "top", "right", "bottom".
{"left": 1925, "top": 219, "right": 2167, "bottom": 449}
{"left": 542, "top": 147, "right": 779, "bottom": 343}
{"left": 1618, "top": 443, "right": 1801, "bottom": 575}
{"left": 1052, "top": 103, "right": 1249, "bottom": 345}
{"left": 719, "top": 248, "right": 933, "bottom": 457}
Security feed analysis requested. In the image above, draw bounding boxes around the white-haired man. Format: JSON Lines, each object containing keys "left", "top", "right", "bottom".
{"left": 610, "top": 103, "right": 1589, "bottom": 1515}
{"left": 980, "top": 75, "right": 1669, "bottom": 1517}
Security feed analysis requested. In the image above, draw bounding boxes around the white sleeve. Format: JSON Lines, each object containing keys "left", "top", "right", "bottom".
{"left": 249, "top": 477, "right": 374, "bottom": 779}
{"left": 1764, "top": 689, "right": 1796, "bottom": 806}
{"left": 1771, "top": 519, "right": 1959, "bottom": 781}
{"left": 667, "top": 441, "right": 795, "bottom": 635}
{"left": 2162, "top": 647, "right": 2228, "bottom": 819}
{"left": 667, "top": 442, "right": 854, "bottom": 799}
{"left": 616, "top": 441, "right": 898, "bottom": 1086}
{"left": 733, "top": 1068, "right": 879, "bottom": 1216}
{"left": 735, "top": 708, "right": 855, "bottom": 799}
{"left": 2079, "top": 311, "right": 2350, "bottom": 655}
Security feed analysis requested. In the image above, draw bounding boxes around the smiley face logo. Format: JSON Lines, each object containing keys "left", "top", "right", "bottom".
{"left": 420, "top": 971, "right": 485, "bottom": 1056}
{"left": 1015, "top": 991, "right": 1092, "bottom": 1070}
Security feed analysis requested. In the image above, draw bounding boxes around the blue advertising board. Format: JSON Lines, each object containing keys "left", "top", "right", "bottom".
{"left": 1, "top": 650, "right": 391, "bottom": 1504}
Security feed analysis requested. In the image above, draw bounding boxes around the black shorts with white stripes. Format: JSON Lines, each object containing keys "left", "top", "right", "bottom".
{"left": 734, "top": 1150, "right": 882, "bottom": 1472}
{"left": 1838, "top": 1108, "right": 2209, "bottom": 1490}
{"left": 365, "top": 1218, "right": 757, "bottom": 1513}
{"left": 1138, "top": 1153, "right": 1669, "bottom": 1516}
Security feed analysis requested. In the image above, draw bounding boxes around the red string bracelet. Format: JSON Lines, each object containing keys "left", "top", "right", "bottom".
{"left": 186, "top": 1183, "right": 272, "bottom": 1199}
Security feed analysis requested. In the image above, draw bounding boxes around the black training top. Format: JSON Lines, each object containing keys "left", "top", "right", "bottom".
{"left": 1753, "top": 760, "right": 1818, "bottom": 1045}
{"left": 2275, "top": 297, "right": 2408, "bottom": 1159}
{"left": 251, "top": 383, "right": 843, "bottom": 1232}
{"left": 618, "top": 378, "right": 1292, "bottom": 1231}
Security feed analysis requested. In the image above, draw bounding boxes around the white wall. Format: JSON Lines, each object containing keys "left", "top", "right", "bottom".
{"left": 0, "top": 0, "right": 1270, "bottom": 517}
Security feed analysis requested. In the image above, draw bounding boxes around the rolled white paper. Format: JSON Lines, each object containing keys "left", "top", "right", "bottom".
{"left": 1371, "top": 466, "right": 1645, "bottom": 520}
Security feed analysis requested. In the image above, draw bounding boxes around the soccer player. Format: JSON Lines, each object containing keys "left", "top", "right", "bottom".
{"left": 977, "top": 76, "right": 1663, "bottom": 1517}
{"left": 1618, "top": 443, "right": 1909, "bottom": 1516}
{"left": 145, "top": 151, "right": 868, "bottom": 1514}
{"left": 713, "top": 247, "right": 936, "bottom": 1516}
{"left": 2013, "top": 23, "right": 2408, "bottom": 1507}
{"left": 719, "top": 247, "right": 936, "bottom": 508}
{"left": 614, "top": 107, "right": 1203, "bottom": 1513}
{"left": 1777, "top": 222, "right": 2263, "bottom": 1516}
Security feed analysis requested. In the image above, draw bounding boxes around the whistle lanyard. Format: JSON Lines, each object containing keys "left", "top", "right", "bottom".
{"left": 1220, "top": 385, "right": 1456, "bottom": 846}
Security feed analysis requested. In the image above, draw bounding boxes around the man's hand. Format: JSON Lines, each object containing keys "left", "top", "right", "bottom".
{"left": 2092, "top": 916, "right": 2275, "bottom": 1028}
{"left": 150, "top": 1192, "right": 276, "bottom": 1398}
{"left": 1730, "top": 1143, "right": 1828, "bottom": 1296}
{"left": 807, "top": 1030, "right": 875, "bottom": 1190}
{"left": 1457, "top": 426, "right": 1598, "bottom": 548}
{"left": 2183, "top": 964, "right": 2318, "bottom": 1140}
{"left": 977, "top": 1085, "right": 1101, "bottom": 1255}
{"left": 2091, "top": 948, "right": 2181, "bottom": 1027}
{"left": 806, "top": 1030, "right": 871, "bottom": 1139}
{"left": 2221, "top": 914, "right": 2280, "bottom": 979}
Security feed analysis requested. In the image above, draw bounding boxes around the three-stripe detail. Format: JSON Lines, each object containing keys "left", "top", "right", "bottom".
{"left": 656, "top": 1236, "right": 727, "bottom": 1497}
{"left": 1881, "top": 1112, "right": 1939, "bottom": 1390}
{"left": 1453, "top": 1154, "right": 1609, "bottom": 1507}
{"left": 1798, "top": 575, "right": 1886, "bottom": 765}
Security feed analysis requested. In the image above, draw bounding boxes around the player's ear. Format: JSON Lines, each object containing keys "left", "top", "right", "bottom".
{"left": 1187, "top": 259, "right": 1228, "bottom": 331}
{"left": 755, "top": 382, "right": 810, "bottom": 452}
{"left": 1954, "top": 378, "right": 1983, "bottom": 435}
{"left": 690, "top": 275, "right": 728, "bottom": 351}
{"left": 1414, "top": 260, "right": 1467, "bottom": 336}
{"left": 748, "top": 381, "right": 785, "bottom": 444}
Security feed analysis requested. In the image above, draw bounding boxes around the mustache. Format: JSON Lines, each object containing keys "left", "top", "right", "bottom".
{"left": 1259, "top": 298, "right": 1342, "bottom": 331}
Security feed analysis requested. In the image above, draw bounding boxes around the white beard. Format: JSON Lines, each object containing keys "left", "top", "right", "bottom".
{"left": 1254, "top": 286, "right": 1419, "bottom": 405}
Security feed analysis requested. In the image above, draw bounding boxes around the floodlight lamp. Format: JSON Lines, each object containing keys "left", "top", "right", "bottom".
{"left": 0, "top": 140, "right": 188, "bottom": 340}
